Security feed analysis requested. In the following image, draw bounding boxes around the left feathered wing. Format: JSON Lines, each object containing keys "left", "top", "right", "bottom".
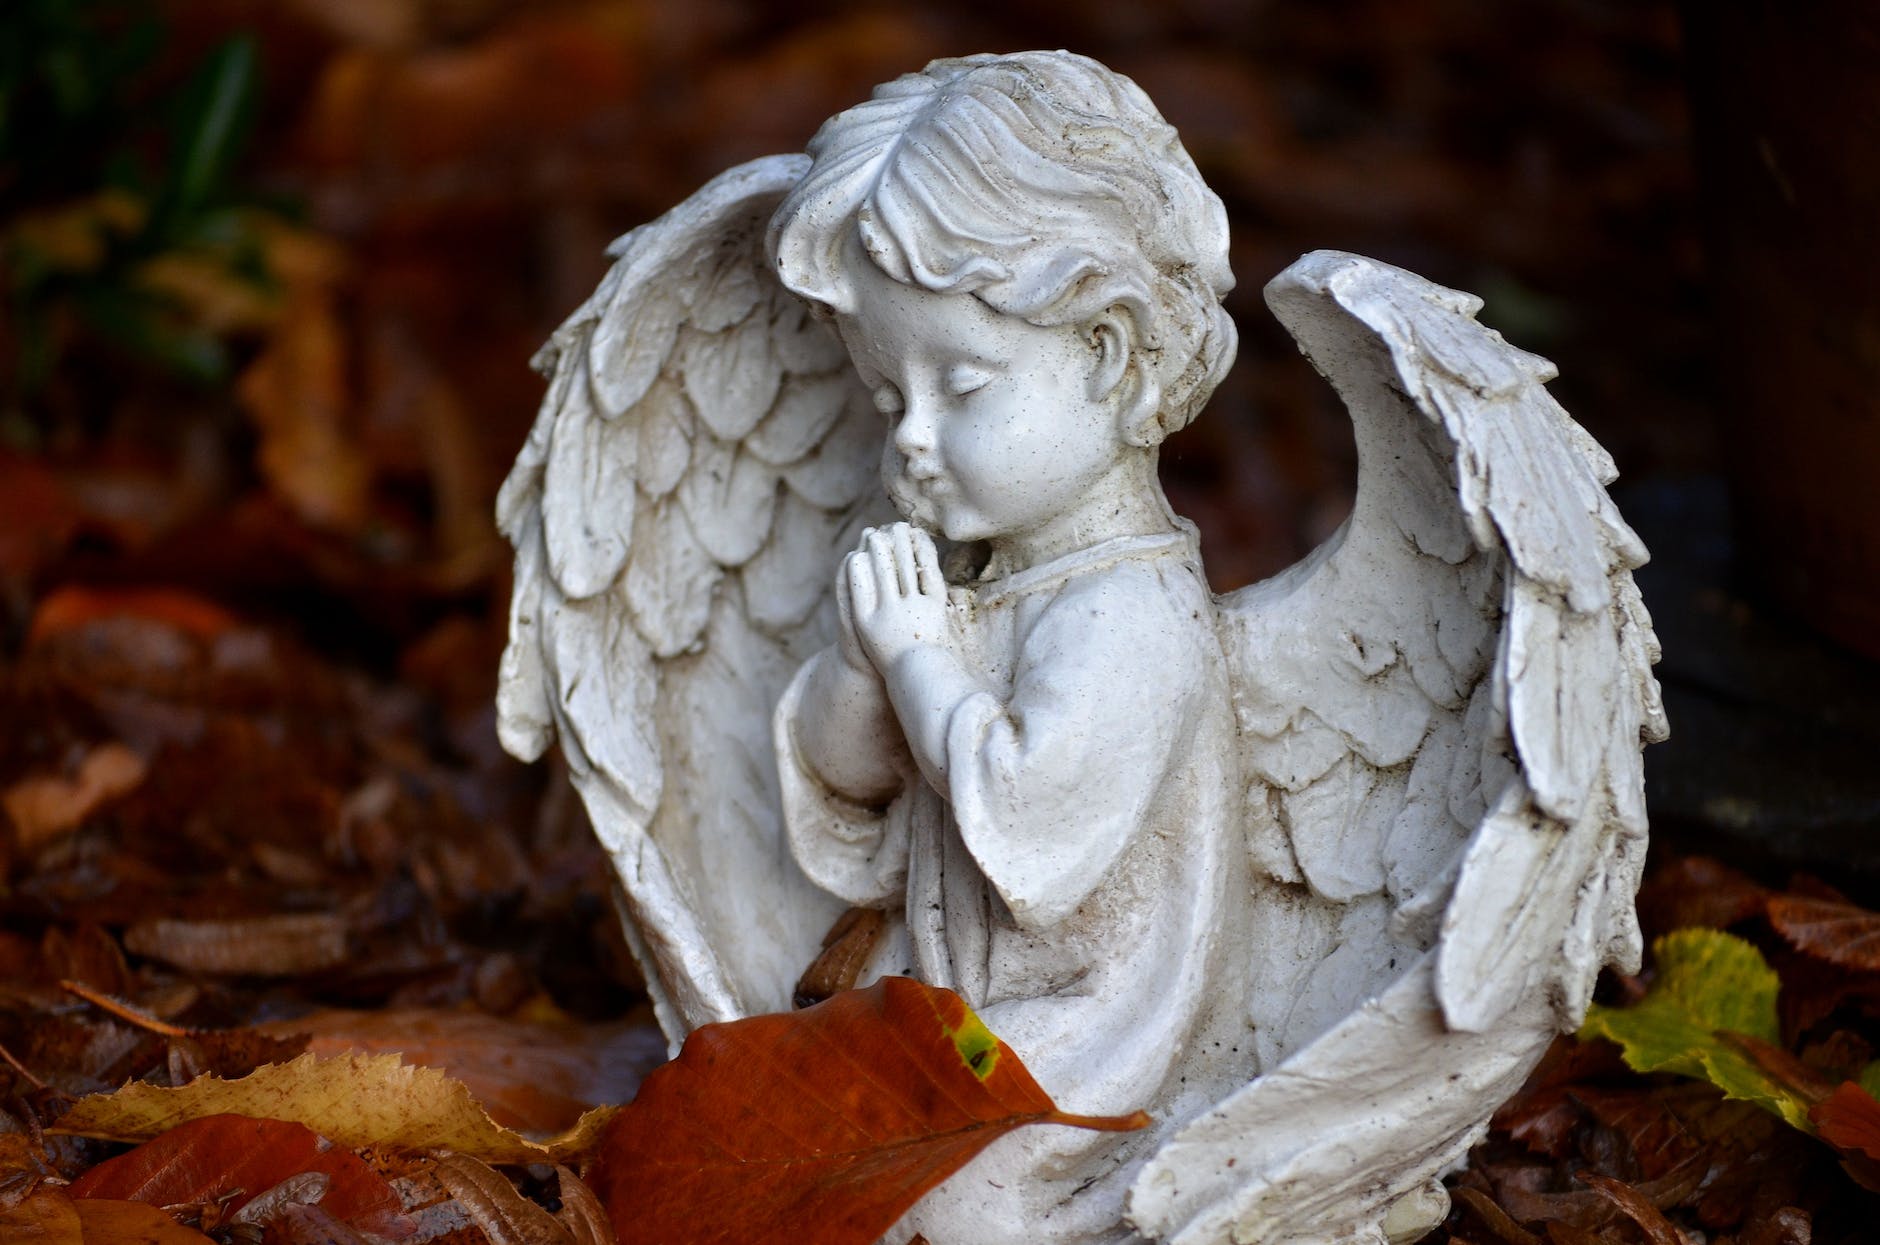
{"left": 495, "top": 155, "right": 891, "bottom": 1048}
{"left": 1130, "top": 251, "right": 1666, "bottom": 1244}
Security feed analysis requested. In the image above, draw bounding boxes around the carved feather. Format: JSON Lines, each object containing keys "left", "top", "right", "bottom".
{"left": 493, "top": 154, "right": 883, "bottom": 1046}
{"left": 1130, "top": 251, "right": 1663, "bottom": 1245}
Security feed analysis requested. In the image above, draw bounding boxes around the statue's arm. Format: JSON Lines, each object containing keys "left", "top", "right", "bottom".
{"left": 790, "top": 646, "right": 909, "bottom": 804}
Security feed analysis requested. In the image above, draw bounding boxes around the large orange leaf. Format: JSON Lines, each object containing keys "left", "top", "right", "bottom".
{"left": 67, "top": 1114, "right": 409, "bottom": 1237}
{"left": 589, "top": 977, "right": 1149, "bottom": 1245}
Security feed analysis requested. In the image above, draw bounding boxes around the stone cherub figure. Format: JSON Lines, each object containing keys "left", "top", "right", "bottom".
{"left": 496, "top": 51, "right": 1665, "bottom": 1245}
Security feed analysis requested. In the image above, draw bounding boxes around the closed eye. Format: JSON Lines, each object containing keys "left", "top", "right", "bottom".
{"left": 945, "top": 364, "right": 995, "bottom": 397}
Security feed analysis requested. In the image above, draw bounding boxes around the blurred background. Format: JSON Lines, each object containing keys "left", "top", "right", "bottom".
{"left": 1, "top": 0, "right": 1876, "bottom": 1022}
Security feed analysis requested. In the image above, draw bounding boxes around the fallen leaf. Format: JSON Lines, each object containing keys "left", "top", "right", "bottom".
{"left": 1570, "top": 1087, "right": 1702, "bottom": 1180}
{"left": 67, "top": 1114, "right": 409, "bottom": 1236}
{"left": 40, "top": 925, "right": 135, "bottom": 997}
{"left": 257, "top": 1006, "right": 663, "bottom": 1132}
{"left": 1635, "top": 856, "right": 1771, "bottom": 938}
{"left": 0, "top": 1189, "right": 82, "bottom": 1243}
{"left": 1580, "top": 930, "right": 1812, "bottom": 1126}
{"left": 227, "top": 1171, "right": 332, "bottom": 1227}
{"left": 236, "top": 289, "right": 370, "bottom": 533}
{"left": 264, "top": 1202, "right": 379, "bottom": 1244}
{"left": 1767, "top": 895, "right": 1880, "bottom": 972}
{"left": 1577, "top": 1173, "right": 1686, "bottom": 1245}
{"left": 122, "top": 914, "right": 350, "bottom": 977}
{"left": 1716, "top": 1032, "right": 1839, "bottom": 1106}
{"left": 53, "top": 1052, "right": 614, "bottom": 1164}
{"left": 27, "top": 587, "right": 238, "bottom": 646}
{"left": 1809, "top": 1081, "right": 1880, "bottom": 1160}
{"left": 429, "top": 1153, "right": 571, "bottom": 1245}
{"left": 76, "top": 1198, "right": 219, "bottom": 1243}
{"left": 551, "top": 1167, "right": 615, "bottom": 1245}
{"left": 588, "top": 977, "right": 1149, "bottom": 1245}
{"left": 3, "top": 744, "right": 148, "bottom": 854}
{"left": 794, "top": 906, "right": 886, "bottom": 1008}
{"left": 1740, "top": 1207, "right": 1813, "bottom": 1245}
{"left": 1452, "top": 1185, "right": 1542, "bottom": 1244}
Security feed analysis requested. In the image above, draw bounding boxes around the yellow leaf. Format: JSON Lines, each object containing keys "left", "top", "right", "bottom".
{"left": 52, "top": 1051, "right": 617, "bottom": 1164}
{"left": 5, "top": 191, "right": 148, "bottom": 274}
{"left": 235, "top": 289, "right": 371, "bottom": 532}
{"left": 134, "top": 252, "right": 280, "bottom": 335}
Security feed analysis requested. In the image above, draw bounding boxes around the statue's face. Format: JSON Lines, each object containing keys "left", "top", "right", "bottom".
{"left": 834, "top": 259, "right": 1122, "bottom": 547}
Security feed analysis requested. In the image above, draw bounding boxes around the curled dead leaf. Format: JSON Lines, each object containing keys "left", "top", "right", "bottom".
{"left": 550, "top": 1167, "right": 615, "bottom": 1245}
{"left": 1451, "top": 1185, "right": 1541, "bottom": 1245}
{"left": 429, "top": 1154, "right": 571, "bottom": 1245}
{"left": 1577, "top": 1173, "right": 1688, "bottom": 1245}
{"left": 122, "top": 914, "right": 350, "bottom": 977}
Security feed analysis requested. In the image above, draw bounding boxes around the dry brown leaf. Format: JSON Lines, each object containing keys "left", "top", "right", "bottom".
{"left": 0, "top": 1189, "right": 82, "bottom": 1243}
{"left": 551, "top": 1167, "right": 615, "bottom": 1245}
{"left": 122, "top": 915, "right": 350, "bottom": 977}
{"left": 430, "top": 1154, "right": 571, "bottom": 1245}
{"left": 264, "top": 1203, "right": 378, "bottom": 1245}
{"left": 76, "top": 1197, "right": 219, "bottom": 1243}
{"left": 1452, "top": 1185, "right": 1543, "bottom": 1245}
{"left": 1767, "top": 895, "right": 1880, "bottom": 972}
{"left": 3, "top": 744, "right": 147, "bottom": 853}
{"left": 52, "top": 1052, "right": 614, "bottom": 1164}
{"left": 1578, "top": 1173, "right": 1688, "bottom": 1245}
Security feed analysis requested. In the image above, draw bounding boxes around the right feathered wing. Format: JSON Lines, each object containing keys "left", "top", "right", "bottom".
{"left": 494, "top": 155, "right": 892, "bottom": 1047}
{"left": 1130, "top": 252, "right": 1665, "bottom": 1244}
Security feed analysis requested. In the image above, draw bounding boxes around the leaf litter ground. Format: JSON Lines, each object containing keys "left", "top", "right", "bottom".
{"left": 0, "top": 1, "right": 1860, "bottom": 1242}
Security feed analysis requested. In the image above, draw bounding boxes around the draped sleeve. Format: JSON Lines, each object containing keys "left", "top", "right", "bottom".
{"left": 773, "top": 658, "right": 912, "bottom": 907}
{"left": 944, "top": 560, "right": 1213, "bottom": 930}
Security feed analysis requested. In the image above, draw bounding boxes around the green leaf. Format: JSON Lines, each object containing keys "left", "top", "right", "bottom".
{"left": 1860, "top": 1061, "right": 1880, "bottom": 1102}
{"left": 1581, "top": 929, "right": 1812, "bottom": 1128}
{"left": 156, "top": 35, "right": 258, "bottom": 230}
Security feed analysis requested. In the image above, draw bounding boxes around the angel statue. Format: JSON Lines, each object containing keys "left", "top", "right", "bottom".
{"left": 495, "top": 50, "right": 1665, "bottom": 1245}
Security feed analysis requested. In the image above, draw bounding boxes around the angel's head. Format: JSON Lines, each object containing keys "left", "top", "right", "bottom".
{"left": 766, "top": 52, "right": 1237, "bottom": 548}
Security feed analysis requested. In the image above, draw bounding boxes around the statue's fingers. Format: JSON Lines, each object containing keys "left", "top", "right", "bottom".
{"left": 912, "top": 528, "right": 944, "bottom": 597}
{"left": 866, "top": 528, "right": 900, "bottom": 599}
{"left": 890, "top": 523, "right": 919, "bottom": 596}
{"left": 836, "top": 557, "right": 857, "bottom": 630}
{"left": 846, "top": 550, "right": 879, "bottom": 617}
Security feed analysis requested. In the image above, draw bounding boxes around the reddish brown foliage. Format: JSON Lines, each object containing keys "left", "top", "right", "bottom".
{"left": 68, "top": 1113, "right": 409, "bottom": 1236}
{"left": 1768, "top": 896, "right": 1880, "bottom": 972}
{"left": 588, "top": 977, "right": 1148, "bottom": 1245}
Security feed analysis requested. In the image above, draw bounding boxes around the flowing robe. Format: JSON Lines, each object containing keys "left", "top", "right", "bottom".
{"left": 774, "top": 531, "right": 1256, "bottom": 1244}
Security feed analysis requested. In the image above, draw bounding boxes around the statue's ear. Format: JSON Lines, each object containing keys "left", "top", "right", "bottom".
{"left": 1087, "top": 310, "right": 1164, "bottom": 447}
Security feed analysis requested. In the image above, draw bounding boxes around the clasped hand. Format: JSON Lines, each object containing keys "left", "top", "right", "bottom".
{"left": 838, "top": 522, "right": 954, "bottom": 676}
